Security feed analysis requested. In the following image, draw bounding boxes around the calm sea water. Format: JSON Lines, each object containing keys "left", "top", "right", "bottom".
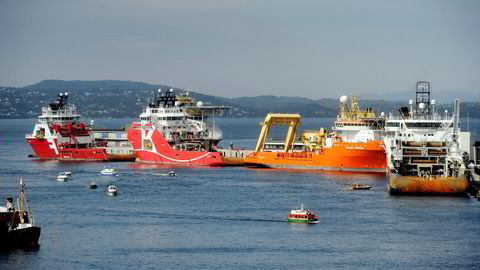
{"left": 1, "top": 118, "right": 479, "bottom": 270}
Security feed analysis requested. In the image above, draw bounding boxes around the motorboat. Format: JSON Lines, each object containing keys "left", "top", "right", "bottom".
{"left": 287, "top": 204, "right": 319, "bottom": 224}
{"left": 89, "top": 182, "right": 97, "bottom": 189}
{"left": 168, "top": 171, "right": 176, "bottom": 177}
{"left": 351, "top": 183, "right": 372, "bottom": 190}
{"left": 101, "top": 167, "right": 118, "bottom": 176}
{"left": 57, "top": 172, "right": 69, "bottom": 182}
{"left": 107, "top": 185, "right": 117, "bottom": 196}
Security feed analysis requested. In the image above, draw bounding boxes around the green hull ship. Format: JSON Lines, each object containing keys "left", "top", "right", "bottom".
{"left": 287, "top": 204, "right": 319, "bottom": 224}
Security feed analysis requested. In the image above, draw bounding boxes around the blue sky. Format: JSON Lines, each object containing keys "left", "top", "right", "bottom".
{"left": 1, "top": 0, "right": 479, "bottom": 98}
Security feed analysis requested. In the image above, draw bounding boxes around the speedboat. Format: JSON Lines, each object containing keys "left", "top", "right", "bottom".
{"left": 101, "top": 167, "right": 118, "bottom": 176}
{"left": 351, "top": 183, "right": 372, "bottom": 190}
{"left": 89, "top": 182, "right": 97, "bottom": 189}
{"left": 57, "top": 172, "right": 69, "bottom": 182}
{"left": 168, "top": 171, "right": 176, "bottom": 177}
{"left": 107, "top": 185, "right": 117, "bottom": 196}
{"left": 288, "top": 204, "right": 319, "bottom": 224}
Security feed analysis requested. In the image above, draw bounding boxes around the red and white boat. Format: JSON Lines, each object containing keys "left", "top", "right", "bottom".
{"left": 25, "top": 93, "right": 108, "bottom": 161}
{"left": 128, "top": 89, "right": 228, "bottom": 166}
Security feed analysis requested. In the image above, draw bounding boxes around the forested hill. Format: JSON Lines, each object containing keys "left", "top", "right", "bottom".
{"left": 1, "top": 80, "right": 479, "bottom": 119}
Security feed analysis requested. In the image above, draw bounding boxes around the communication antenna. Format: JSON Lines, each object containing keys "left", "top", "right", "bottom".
{"left": 415, "top": 81, "right": 431, "bottom": 115}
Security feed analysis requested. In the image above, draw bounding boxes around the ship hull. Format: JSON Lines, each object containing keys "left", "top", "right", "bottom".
{"left": 387, "top": 172, "right": 470, "bottom": 195}
{"left": 0, "top": 226, "right": 41, "bottom": 249}
{"left": 243, "top": 141, "right": 387, "bottom": 173}
{"left": 27, "top": 137, "right": 108, "bottom": 161}
{"left": 128, "top": 127, "right": 224, "bottom": 166}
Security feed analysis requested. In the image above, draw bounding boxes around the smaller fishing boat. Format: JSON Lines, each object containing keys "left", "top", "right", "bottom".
{"left": 107, "top": 185, "right": 117, "bottom": 196}
{"left": 101, "top": 167, "right": 118, "bottom": 176}
{"left": 0, "top": 178, "right": 41, "bottom": 249}
{"left": 89, "top": 182, "right": 97, "bottom": 189}
{"left": 168, "top": 171, "right": 176, "bottom": 177}
{"left": 287, "top": 204, "right": 318, "bottom": 224}
{"left": 57, "top": 172, "right": 69, "bottom": 182}
{"left": 351, "top": 183, "right": 372, "bottom": 190}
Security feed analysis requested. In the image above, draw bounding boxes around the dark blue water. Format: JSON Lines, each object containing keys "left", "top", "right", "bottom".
{"left": 1, "top": 118, "right": 479, "bottom": 269}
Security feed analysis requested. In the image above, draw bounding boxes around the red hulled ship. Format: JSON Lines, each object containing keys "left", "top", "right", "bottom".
{"left": 128, "top": 89, "right": 229, "bottom": 166}
{"left": 25, "top": 92, "right": 108, "bottom": 161}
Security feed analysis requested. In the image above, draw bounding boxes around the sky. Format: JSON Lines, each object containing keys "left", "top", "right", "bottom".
{"left": 0, "top": 0, "right": 479, "bottom": 98}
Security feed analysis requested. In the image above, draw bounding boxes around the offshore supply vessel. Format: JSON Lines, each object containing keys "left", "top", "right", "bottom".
{"left": 25, "top": 93, "right": 134, "bottom": 161}
{"left": 384, "top": 81, "right": 471, "bottom": 195}
{"left": 243, "top": 106, "right": 387, "bottom": 172}
{"left": 128, "top": 89, "right": 229, "bottom": 165}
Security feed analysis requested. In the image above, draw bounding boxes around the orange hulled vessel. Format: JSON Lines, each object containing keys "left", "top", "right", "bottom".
{"left": 244, "top": 97, "right": 387, "bottom": 172}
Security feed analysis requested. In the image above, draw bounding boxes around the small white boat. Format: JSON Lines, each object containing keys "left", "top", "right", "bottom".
{"left": 64, "top": 171, "right": 72, "bottom": 176}
{"left": 101, "top": 167, "right": 118, "bottom": 176}
{"left": 168, "top": 171, "right": 176, "bottom": 177}
{"left": 107, "top": 185, "right": 117, "bottom": 196}
{"left": 57, "top": 172, "right": 69, "bottom": 182}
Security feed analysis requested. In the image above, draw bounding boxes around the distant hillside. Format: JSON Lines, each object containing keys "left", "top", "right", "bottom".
{"left": 1, "top": 80, "right": 479, "bottom": 119}
{"left": 23, "top": 80, "right": 163, "bottom": 92}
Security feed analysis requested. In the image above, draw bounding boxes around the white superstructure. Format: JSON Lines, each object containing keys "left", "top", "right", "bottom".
{"left": 333, "top": 95, "right": 385, "bottom": 142}
{"left": 384, "top": 81, "right": 468, "bottom": 177}
{"left": 138, "top": 89, "right": 227, "bottom": 145}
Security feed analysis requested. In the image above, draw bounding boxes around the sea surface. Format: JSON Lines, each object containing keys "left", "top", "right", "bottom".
{"left": 1, "top": 118, "right": 479, "bottom": 270}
